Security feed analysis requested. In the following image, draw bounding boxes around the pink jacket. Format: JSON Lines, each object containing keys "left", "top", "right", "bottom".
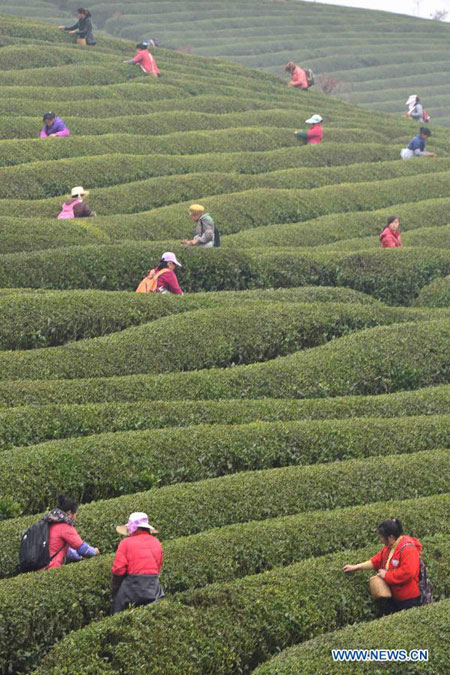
{"left": 290, "top": 66, "right": 308, "bottom": 89}
{"left": 380, "top": 227, "right": 402, "bottom": 248}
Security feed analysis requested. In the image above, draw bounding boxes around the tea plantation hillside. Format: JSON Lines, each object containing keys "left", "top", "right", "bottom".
{"left": 4, "top": 0, "right": 450, "bottom": 126}
{"left": 1, "top": 13, "right": 450, "bottom": 675}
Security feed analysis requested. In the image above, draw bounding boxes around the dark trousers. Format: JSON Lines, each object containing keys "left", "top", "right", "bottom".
{"left": 112, "top": 574, "right": 165, "bottom": 614}
{"left": 377, "top": 595, "right": 421, "bottom": 616}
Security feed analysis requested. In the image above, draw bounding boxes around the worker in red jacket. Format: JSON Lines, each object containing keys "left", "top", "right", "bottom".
{"left": 380, "top": 216, "right": 402, "bottom": 248}
{"left": 343, "top": 518, "right": 422, "bottom": 614}
{"left": 295, "top": 114, "right": 323, "bottom": 145}
{"left": 112, "top": 512, "right": 164, "bottom": 613}
{"left": 124, "top": 42, "right": 161, "bottom": 77}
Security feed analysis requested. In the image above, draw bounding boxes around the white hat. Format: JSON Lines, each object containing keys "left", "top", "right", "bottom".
{"left": 116, "top": 512, "right": 159, "bottom": 536}
{"left": 161, "top": 251, "right": 182, "bottom": 267}
{"left": 305, "top": 114, "right": 323, "bottom": 124}
{"left": 71, "top": 186, "right": 89, "bottom": 197}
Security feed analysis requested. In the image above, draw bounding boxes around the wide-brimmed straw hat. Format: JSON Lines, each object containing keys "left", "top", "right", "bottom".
{"left": 116, "top": 512, "right": 160, "bottom": 536}
{"left": 305, "top": 114, "right": 323, "bottom": 124}
{"left": 71, "top": 186, "right": 89, "bottom": 197}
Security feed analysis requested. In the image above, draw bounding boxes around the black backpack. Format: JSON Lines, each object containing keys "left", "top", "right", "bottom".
{"left": 19, "top": 519, "right": 63, "bottom": 572}
{"left": 399, "top": 542, "right": 433, "bottom": 605}
{"left": 200, "top": 215, "right": 220, "bottom": 247}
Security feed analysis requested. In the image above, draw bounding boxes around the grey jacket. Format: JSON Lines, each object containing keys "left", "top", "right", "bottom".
{"left": 194, "top": 214, "right": 215, "bottom": 245}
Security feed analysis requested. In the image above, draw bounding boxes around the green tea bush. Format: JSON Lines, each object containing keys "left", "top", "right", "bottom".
{"left": 0, "top": 287, "right": 374, "bottom": 350}
{"left": 1, "top": 152, "right": 446, "bottom": 202}
{"left": 1, "top": 448, "right": 448, "bottom": 578}
{"left": 0, "top": 302, "right": 428, "bottom": 380}
{"left": 0, "top": 108, "right": 385, "bottom": 141}
{"left": 1, "top": 493, "right": 448, "bottom": 674}
{"left": 223, "top": 197, "right": 450, "bottom": 249}
{"left": 34, "top": 535, "right": 450, "bottom": 674}
{"left": 336, "top": 248, "right": 450, "bottom": 305}
{"left": 254, "top": 599, "right": 450, "bottom": 674}
{"left": 1, "top": 382, "right": 449, "bottom": 449}
{"left": 415, "top": 275, "right": 450, "bottom": 308}
{"left": 3, "top": 413, "right": 450, "bottom": 515}
{"left": 0, "top": 64, "right": 132, "bottom": 89}
{"left": 0, "top": 215, "right": 108, "bottom": 254}
{"left": 0, "top": 319, "right": 449, "bottom": 407}
{"left": 0, "top": 128, "right": 297, "bottom": 168}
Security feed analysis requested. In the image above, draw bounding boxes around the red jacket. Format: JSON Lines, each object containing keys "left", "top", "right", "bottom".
{"left": 150, "top": 267, "right": 183, "bottom": 295}
{"left": 112, "top": 531, "right": 163, "bottom": 576}
{"left": 307, "top": 123, "right": 323, "bottom": 145}
{"left": 371, "top": 535, "right": 422, "bottom": 602}
{"left": 380, "top": 227, "right": 402, "bottom": 248}
{"left": 133, "top": 49, "right": 160, "bottom": 75}
{"left": 290, "top": 66, "right": 308, "bottom": 89}
{"left": 45, "top": 523, "right": 83, "bottom": 569}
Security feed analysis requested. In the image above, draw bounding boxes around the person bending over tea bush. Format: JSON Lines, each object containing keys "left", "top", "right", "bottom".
{"left": 124, "top": 42, "right": 161, "bottom": 77}
{"left": 59, "top": 7, "right": 96, "bottom": 46}
{"left": 19, "top": 494, "right": 99, "bottom": 573}
{"left": 112, "top": 512, "right": 164, "bottom": 613}
{"left": 285, "top": 61, "right": 309, "bottom": 90}
{"left": 57, "top": 186, "right": 96, "bottom": 219}
{"left": 295, "top": 114, "right": 323, "bottom": 145}
{"left": 136, "top": 252, "right": 184, "bottom": 294}
{"left": 343, "top": 518, "right": 429, "bottom": 615}
{"left": 40, "top": 112, "right": 70, "bottom": 138}
{"left": 182, "top": 204, "right": 220, "bottom": 247}
{"left": 401, "top": 127, "right": 435, "bottom": 159}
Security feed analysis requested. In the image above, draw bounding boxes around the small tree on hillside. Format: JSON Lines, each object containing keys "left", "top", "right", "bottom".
{"left": 431, "top": 9, "right": 448, "bottom": 20}
{"left": 317, "top": 74, "right": 340, "bottom": 95}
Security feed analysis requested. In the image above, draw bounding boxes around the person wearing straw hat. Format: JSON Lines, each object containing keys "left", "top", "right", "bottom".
{"left": 57, "top": 186, "right": 96, "bottom": 219}
{"left": 294, "top": 114, "right": 323, "bottom": 145}
{"left": 112, "top": 512, "right": 165, "bottom": 613}
{"left": 182, "top": 204, "right": 219, "bottom": 248}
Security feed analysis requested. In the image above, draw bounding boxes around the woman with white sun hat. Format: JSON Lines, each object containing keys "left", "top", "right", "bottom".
{"left": 112, "top": 512, "right": 165, "bottom": 613}
{"left": 294, "top": 114, "right": 323, "bottom": 145}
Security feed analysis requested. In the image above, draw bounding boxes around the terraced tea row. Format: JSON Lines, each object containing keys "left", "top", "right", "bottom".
{"left": 1, "top": 319, "right": 448, "bottom": 407}
{"left": 256, "top": 599, "right": 450, "bottom": 674}
{"left": 0, "top": 10, "right": 448, "bottom": 673}
{"left": 35, "top": 535, "right": 450, "bottom": 674}
{"left": 18, "top": 0, "right": 448, "bottom": 125}
{"left": 1, "top": 448, "right": 448, "bottom": 577}
{"left": 3, "top": 413, "right": 450, "bottom": 518}
{"left": 1, "top": 383, "right": 449, "bottom": 450}
{"left": 1, "top": 493, "right": 448, "bottom": 673}
{"left": 2, "top": 246, "right": 449, "bottom": 308}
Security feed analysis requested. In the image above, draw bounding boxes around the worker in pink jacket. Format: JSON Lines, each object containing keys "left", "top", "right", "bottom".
{"left": 40, "top": 112, "right": 70, "bottom": 138}
{"left": 285, "top": 62, "right": 308, "bottom": 90}
{"left": 380, "top": 216, "right": 403, "bottom": 248}
{"left": 124, "top": 42, "right": 161, "bottom": 77}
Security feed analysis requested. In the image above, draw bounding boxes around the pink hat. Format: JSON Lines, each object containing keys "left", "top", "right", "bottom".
{"left": 161, "top": 251, "right": 182, "bottom": 267}
{"left": 116, "top": 512, "right": 159, "bottom": 536}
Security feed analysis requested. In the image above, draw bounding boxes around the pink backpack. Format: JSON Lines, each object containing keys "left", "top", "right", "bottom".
{"left": 57, "top": 199, "right": 79, "bottom": 220}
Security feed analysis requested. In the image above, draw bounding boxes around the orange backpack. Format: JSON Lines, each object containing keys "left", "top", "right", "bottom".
{"left": 135, "top": 268, "right": 170, "bottom": 293}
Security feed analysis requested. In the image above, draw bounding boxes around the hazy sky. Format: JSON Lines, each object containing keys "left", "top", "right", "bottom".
{"left": 305, "top": 0, "right": 450, "bottom": 21}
